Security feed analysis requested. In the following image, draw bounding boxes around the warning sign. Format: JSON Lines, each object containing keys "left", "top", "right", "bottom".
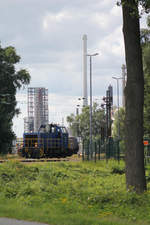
{"left": 144, "top": 140, "right": 149, "bottom": 146}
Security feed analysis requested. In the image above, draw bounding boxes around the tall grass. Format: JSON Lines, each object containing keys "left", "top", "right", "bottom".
{"left": 0, "top": 160, "right": 150, "bottom": 225}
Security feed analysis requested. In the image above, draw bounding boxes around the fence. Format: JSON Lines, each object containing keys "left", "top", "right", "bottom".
{"left": 144, "top": 138, "right": 150, "bottom": 165}
{"left": 81, "top": 137, "right": 150, "bottom": 164}
{"left": 81, "top": 137, "right": 123, "bottom": 162}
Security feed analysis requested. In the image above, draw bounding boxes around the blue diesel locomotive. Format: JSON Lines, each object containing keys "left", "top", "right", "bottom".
{"left": 19, "top": 124, "right": 78, "bottom": 158}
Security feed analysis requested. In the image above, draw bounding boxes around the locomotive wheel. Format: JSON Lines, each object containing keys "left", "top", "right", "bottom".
{"left": 18, "top": 148, "right": 25, "bottom": 157}
{"left": 25, "top": 149, "right": 29, "bottom": 158}
{"left": 34, "top": 148, "right": 44, "bottom": 159}
{"left": 39, "top": 148, "right": 44, "bottom": 158}
{"left": 27, "top": 151, "right": 32, "bottom": 158}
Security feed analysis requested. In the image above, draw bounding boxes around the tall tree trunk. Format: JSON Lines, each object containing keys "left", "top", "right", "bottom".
{"left": 122, "top": 0, "right": 147, "bottom": 192}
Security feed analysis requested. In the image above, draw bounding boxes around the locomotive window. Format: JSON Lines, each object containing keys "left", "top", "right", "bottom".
{"left": 40, "top": 127, "right": 45, "bottom": 133}
{"left": 51, "top": 127, "right": 55, "bottom": 133}
{"left": 61, "top": 127, "right": 67, "bottom": 133}
{"left": 45, "top": 124, "right": 50, "bottom": 132}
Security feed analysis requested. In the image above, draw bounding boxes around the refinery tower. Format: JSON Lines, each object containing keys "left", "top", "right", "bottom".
{"left": 24, "top": 87, "right": 49, "bottom": 133}
{"left": 82, "top": 34, "right": 88, "bottom": 106}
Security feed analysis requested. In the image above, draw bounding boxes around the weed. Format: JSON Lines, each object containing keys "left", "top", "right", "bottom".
{"left": 0, "top": 160, "right": 149, "bottom": 225}
{"left": 111, "top": 167, "right": 125, "bottom": 174}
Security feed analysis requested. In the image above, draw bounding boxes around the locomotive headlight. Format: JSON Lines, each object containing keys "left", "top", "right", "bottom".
{"left": 35, "top": 142, "right": 38, "bottom": 147}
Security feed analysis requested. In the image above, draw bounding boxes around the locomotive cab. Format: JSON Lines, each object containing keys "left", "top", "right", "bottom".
{"left": 38, "top": 124, "right": 69, "bottom": 157}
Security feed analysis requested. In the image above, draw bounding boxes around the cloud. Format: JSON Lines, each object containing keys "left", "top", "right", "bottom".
{"left": 98, "top": 26, "right": 124, "bottom": 57}
{"left": 0, "top": 0, "right": 146, "bottom": 137}
{"left": 43, "top": 11, "right": 73, "bottom": 30}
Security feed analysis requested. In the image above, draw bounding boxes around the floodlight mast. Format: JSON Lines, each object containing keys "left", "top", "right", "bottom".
{"left": 112, "top": 76, "right": 123, "bottom": 139}
{"left": 87, "top": 53, "right": 99, "bottom": 159}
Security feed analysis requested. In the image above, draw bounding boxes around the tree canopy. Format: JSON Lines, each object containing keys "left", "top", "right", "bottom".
{"left": 112, "top": 107, "right": 125, "bottom": 140}
{"left": 141, "top": 16, "right": 150, "bottom": 137}
{"left": 117, "top": 0, "right": 150, "bottom": 13}
{"left": 113, "top": 16, "right": 150, "bottom": 139}
{"left": 67, "top": 103, "right": 105, "bottom": 141}
{"left": 0, "top": 44, "right": 30, "bottom": 153}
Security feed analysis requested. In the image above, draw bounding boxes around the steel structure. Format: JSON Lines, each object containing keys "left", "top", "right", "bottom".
{"left": 24, "top": 117, "right": 34, "bottom": 133}
{"left": 82, "top": 34, "right": 88, "bottom": 106}
{"left": 24, "top": 87, "right": 49, "bottom": 133}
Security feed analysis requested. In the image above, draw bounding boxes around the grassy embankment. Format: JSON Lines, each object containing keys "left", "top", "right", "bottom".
{"left": 0, "top": 159, "right": 150, "bottom": 225}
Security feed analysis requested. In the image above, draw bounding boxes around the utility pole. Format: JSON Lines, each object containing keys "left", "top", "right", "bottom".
{"left": 121, "top": 64, "right": 127, "bottom": 108}
{"left": 112, "top": 77, "right": 123, "bottom": 139}
{"left": 87, "top": 53, "right": 99, "bottom": 159}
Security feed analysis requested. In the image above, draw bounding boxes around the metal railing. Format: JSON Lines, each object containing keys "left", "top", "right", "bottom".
{"left": 81, "top": 137, "right": 122, "bottom": 162}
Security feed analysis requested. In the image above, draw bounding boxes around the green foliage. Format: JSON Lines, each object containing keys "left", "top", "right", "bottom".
{"left": 117, "top": 0, "right": 150, "bottom": 13}
{"left": 0, "top": 44, "right": 30, "bottom": 153}
{"left": 112, "top": 107, "right": 125, "bottom": 152}
{"left": 0, "top": 160, "right": 150, "bottom": 225}
{"left": 67, "top": 102, "right": 105, "bottom": 140}
{"left": 141, "top": 17, "right": 150, "bottom": 137}
{"left": 112, "top": 16, "right": 150, "bottom": 139}
{"left": 111, "top": 165, "right": 125, "bottom": 174}
{"left": 112, "top": 107, "right": 125, "bottom": 139}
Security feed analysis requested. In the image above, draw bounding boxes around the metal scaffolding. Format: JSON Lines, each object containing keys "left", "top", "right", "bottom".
{"left": 24, "top": 87, "right": 49, "bottom": 133}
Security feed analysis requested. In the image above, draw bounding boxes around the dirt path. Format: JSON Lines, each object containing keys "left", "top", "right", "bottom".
{"left": 0, "top": 218, "right": 49, "bottom": 225}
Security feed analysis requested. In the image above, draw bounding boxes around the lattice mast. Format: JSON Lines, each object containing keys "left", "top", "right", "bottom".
{"left": 24, "top": 87, "right": 49, "bottom": 133}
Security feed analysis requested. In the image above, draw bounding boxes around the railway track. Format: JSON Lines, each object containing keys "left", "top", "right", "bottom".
{"left": 0, "top": 155, "right": 81, "bottom": 163}
{"left": 0, "top": 158, "right": 70, "bottom": 163}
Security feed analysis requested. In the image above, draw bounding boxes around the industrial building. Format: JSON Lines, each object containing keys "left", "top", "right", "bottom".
{"left": 24, "top": 87, "right": 49, "bottom": 133}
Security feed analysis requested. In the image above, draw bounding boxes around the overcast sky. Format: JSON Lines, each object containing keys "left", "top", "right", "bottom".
{"left": 0, "top": 0, "right": 147, "bottom": 137}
